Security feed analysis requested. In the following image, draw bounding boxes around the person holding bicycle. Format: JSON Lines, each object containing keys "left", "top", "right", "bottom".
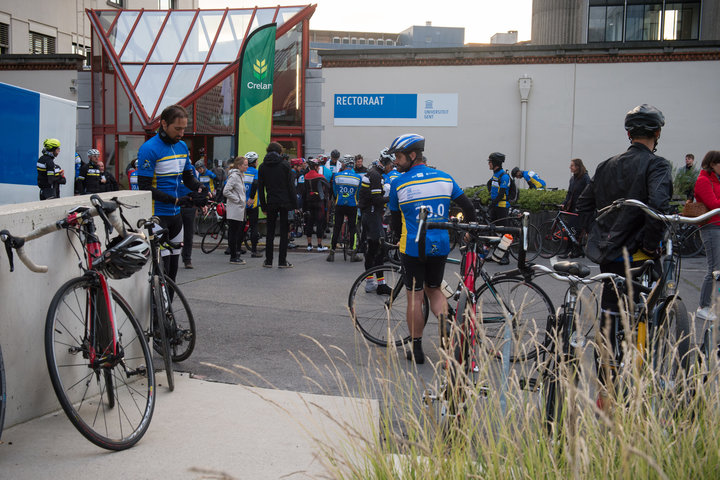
{"left": 692, "top": 150, "right": 720, "bottom": 322}
{"left": 577, "top": 104, "right": 673, "bottom": 410}
{"left": 511, "top": 167, "right": 546, "bottom": 190}
{"left": 358, "top": 149, "right": 395, "bottom": 292}
{"left": 387, "top": 133, "right": 477, "bottom": 364}
{"left": 137, "top": 104, "right": 208, "bottom": 282}
{"left": 327, "top": 156, "right": 362, "bottom": 262}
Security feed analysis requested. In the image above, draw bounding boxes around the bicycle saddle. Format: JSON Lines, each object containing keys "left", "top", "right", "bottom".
{"left": 553, "top": 261, "right": 591, "bottom": 278}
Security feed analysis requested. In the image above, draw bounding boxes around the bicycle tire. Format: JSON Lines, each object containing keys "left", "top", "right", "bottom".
{"left": 164, "top": 277, "right": 196, "bottom": 362}
{"left": 508, "top": 223, "right": 542, "bottom": 262}
{"left": 677, "top": 224, "right": 704, "bottom": 258}
{"left": 45, "top": 276, "right": 155, "bottom": 450}
{"left": 542, "top": 306, "right": 578, "bottom": 434}
{"left": 348, "top": 264, "right": 429, "bottom": 347}
{"left": 651, "top": 299, "right": 691, "bottom": 398}
{"left": 538, "top": 220, "right": 565, "bottom": 258}
{"left": 201, "top": 220, "right": 225, "bottom": 254}
{"left": 152, "top": 275, "right": 174, "bottom": 392}
{"left": 475, "top": 277, "right": 554, "bottom": 362}
{"left": 0, "top": 344, "right": 5, "bottom": 441}
{"left": 445, "top": 290, "right": 476, "bottom": 416}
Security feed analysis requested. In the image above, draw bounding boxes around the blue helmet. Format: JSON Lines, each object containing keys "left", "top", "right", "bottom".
{"left": 387, "top": 134, "right": 424, "bottom": 155}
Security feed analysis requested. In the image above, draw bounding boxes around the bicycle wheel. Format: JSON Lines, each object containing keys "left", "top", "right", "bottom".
{"left": 508, "top": 223, "right": 542, "bottom": 262}
{"left": 152, "top": 276, "right": 174, "bottom": 392}
{"left": 677, "top": 224, "right": 704, "bottom": 258}
{"left": 0, "top": 344, "right": 5, "bottom": 441}
{"left": 348, "top": 264, "right": 429, "bottom": 347}
{"left": 445, "top": 290, "right": 477, "bottom": 416}
{"left": 164, "top": 277, "right": 196, "bottom": 362}
{"left": 201, "top": 220, "right": 225, "bottom": 254}
{"left": 651, "top": 299, "right": 691, "bottom": 398}
{"left": 45, "top": 276, "right": 155, "bottom": 450}
{"left": 542, "top": 306, "right": 579, "bottom": 433}
{"left": 475, "top": 277, "right": 554, "bottom": 362}
{"left": 539, "top": 220, "right": 565, "bottom": 258}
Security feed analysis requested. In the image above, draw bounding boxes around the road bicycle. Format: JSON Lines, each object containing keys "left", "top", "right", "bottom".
{"left": 538, "top": 205, "right": 586, "bottom": 258}
{"left": 200, "top": 201, "right": 260, "bottom": 255}
{"left": 474, "top": 202, "right": 542, "bottom": 261}
{"left": 0, "top": 195, "right": 155, "bottom": 450}
{"left": 138, "top": 217, "right": 197, "bottom": 392}
{"left": 348, "top": 213, "right": 554, "bottom": 363}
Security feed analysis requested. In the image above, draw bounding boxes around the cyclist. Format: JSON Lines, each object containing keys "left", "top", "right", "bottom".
{"left": 302, "top": 158, "right": 330, "bottom": 251}
{"left": 387, "top": 133, "right": 477, "bottom": 364}
{"left": 577, "top": 104, "right": 672, "bottom": 410}
{"left": 243, "top": 151, "right": 262, "bottom": 257}
{"left": 75, "top": 149, "right": 102, "bottom": 194}
{"left": 37, "top": 138, "right": 62, "bottom": 200}
{"left": 358, "top": 150, "right": 395, "bottom": 293}
{"left": 487, "top": 152, "right": 511, "bottom": 264}
{"left": 354, "top": 154, "right": 368, "bottom": 174}
{"left": 136, "top": 104, "right": 208, "bottom": 282}
{"left": 511, "top": 167, "right": 546, "bottom": 190}
{"left": 195, "top": 160, "right": 218, "bottom": 197}
{"left": 96, "top": 160, "right": 118, "bottom": 192}
{"left": 327, "top": 156, "right": 363, "bottom": 262}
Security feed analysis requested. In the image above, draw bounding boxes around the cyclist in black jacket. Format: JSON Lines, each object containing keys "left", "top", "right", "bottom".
{"left": 76, "top": 149, "right": 102, "bottom": 194}
{"left": 358, "top": 150, "right": 395, "bottom": 293}
{"left": 37, "top": 138, "right": 62, "bottom": 200}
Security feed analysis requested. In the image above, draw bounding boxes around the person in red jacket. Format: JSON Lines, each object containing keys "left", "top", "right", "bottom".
{"left": 693, "top": 150, "right": 720, "bottom": 322}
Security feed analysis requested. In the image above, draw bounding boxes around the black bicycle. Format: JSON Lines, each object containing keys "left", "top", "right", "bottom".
{"left": 138, "top": 217, "right": 197, "bottom": 392}
{"left": 538, "top": 205, "right": 586, "bottom": 258}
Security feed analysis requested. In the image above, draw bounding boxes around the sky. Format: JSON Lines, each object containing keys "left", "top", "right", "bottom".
{"left": 198, "top": 0, "right": 533, "bottom": 44}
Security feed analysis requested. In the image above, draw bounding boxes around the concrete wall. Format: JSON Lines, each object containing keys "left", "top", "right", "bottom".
{"left": 317, "top": 59, "right": 720, "bottom": 189}
{"left": 0, "top": 190, "right": 152, "bottom": 428}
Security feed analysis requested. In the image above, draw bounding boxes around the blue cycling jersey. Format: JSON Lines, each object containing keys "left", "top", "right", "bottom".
{"left": 136, "top": 134, "right": 193, "bottom": 216}
{"left": 490, "top": 169, "right": 511, "bottom": 208}
{"left": 522, "top": 170, "right": 546, "bottom": 189}
{"left": 333, "top": 170, "right": 362, "bottom": 207}
{"left": 177, "top": 165, "right": 198, "bottom": 197}
{"left": 198, "top": 168, "right": 217, "bottom": 192}
{"left": 384, "top": 169, "right": 401, "bottom": 184}
{"left": 244, "top": 166, "right": 258, "bottom": 207}
{"left": 388, "top": 164, "right": 464, "bottom": 257}
{"left": 129, "top": 170, "right": 139, "bottom": 190}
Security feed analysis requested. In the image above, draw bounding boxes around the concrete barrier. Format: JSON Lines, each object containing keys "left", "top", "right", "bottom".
{"left": 0, "top": 190, "right": 151, "bottom": 428}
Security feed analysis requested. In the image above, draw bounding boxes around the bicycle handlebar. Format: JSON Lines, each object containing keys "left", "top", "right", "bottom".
{"left": 530, "top": 263, "right": 652, "bottom": 294}
{"left": 1, "top": 195, "right": 127, "bottom": 273}
{"left": 597, "top": 198, "right": 720, "bottom": 225}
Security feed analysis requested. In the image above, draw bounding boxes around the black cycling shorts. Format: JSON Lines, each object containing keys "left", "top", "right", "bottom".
{"left": 401, "top": 253, "right": 447, "bottom": 291}
{"left": 361, "top": 211, "right": 384, "bottom": 242}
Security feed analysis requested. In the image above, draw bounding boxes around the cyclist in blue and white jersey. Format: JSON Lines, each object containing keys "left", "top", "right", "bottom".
{"left": 195, "top": 160, "right": 218, "bottom": 196}
{"left": 242, "top": 151, "right": 262, "bottom": 257}
{"left": 327, "top": 156, "right": 363, "bottom": 262}
{"left": 136, "top": 104, "right": 207, "bottom": 281}
{"left": 511, "top": 167, "right": 546, "bottom": 190}
{"left": 387, "top": 134, "right": 476, "bottom": 364}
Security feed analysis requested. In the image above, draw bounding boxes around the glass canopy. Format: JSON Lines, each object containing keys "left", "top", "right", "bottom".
{"left": 88, "top": 6, "right": 311, "bottom": 127}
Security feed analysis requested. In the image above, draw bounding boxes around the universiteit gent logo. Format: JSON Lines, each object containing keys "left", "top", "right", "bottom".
{"left": 253, "top": 58, "right": 268, "bottom": 81}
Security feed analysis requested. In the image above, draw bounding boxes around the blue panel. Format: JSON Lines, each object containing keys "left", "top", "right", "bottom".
{"left": 334, "top": 94, "right": 417, "bottom": 118}
{"left": 0, "top": 83, "right": 40, "bottom": 186}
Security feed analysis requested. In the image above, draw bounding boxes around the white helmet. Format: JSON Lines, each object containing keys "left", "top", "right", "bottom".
{"left": 244, "top": 151, "right": 259, "bottom": 165}
{"left": 87, "top": 149, "right": 100, "bottom": 157}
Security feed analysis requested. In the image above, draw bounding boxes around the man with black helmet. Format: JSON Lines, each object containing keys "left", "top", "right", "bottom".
{"left": 387, "top": 133, "right": 477, "bottom": 364}
{"left": 577, "top": 104, "right": 673, "bottom": 411}
{"left": 487, "top": 152, "right": 511, "bottom": 264}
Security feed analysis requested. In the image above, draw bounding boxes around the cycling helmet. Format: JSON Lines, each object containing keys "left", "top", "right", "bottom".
{"left": 308, "top": 157, "right": 321, "bottom": 167}
{"left": 624, "top": 104, "right": 665, "bottom": 133}
{"left": 379, "top": 147, "right": 395, "bottom": 164}
{"left": 511, "top": 167, "right": 521, "bottom": 177}
{"left": 245, "top": 151, "right": 259, "bottom": 165}
{"left": 94, "top": 234, "right": 150, "bottom": 280}
{"left": 194, "top": 160, "right": 205, "bottom": 170}
{"left": 290, "top": 158, "right": 304, "bottom": 167}
{"left": 87, "top": 148, "right": 100, "bottom": 157}
{"left": 44, "top": 138, "right": 61, "bottom": 150}
{"left": 488, "top": 152, "right": 505, "bottom": 167}
{"left": 387, "top": 134, "right": 425, "bottom": 155}
{"left": 216, "top": 202, "right": 226, "bottom": 217}
{"left": 330, "top": 149, "right": 340, "bottom": 160}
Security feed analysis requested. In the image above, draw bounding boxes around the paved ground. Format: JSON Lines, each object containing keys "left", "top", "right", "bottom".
{"left": 0, "top": 235, "right": 712, "bottom": 478}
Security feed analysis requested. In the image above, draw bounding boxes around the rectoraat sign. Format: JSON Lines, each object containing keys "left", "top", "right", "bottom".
{"left": 333, "top": 93, "right": 458, "bottom": 126}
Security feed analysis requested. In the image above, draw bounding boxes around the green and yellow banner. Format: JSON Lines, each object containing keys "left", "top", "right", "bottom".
{"left": 235, "top": 23, "right": 276, "bottom": 160}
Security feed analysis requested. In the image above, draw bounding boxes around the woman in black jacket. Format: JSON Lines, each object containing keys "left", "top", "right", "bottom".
{"left": 563, "top": 158, "right": 590, "bottom": 213}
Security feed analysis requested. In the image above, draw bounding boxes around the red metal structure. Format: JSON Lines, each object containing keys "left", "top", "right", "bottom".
{"left": 86, "top": 5, "right": 315, "bottom": 187}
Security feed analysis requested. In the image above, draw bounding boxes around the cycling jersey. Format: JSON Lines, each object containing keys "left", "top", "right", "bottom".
{"left": 136, "top": 134, "right": 193, "bottom": 216}
{"left": 490, "top": 168, "right": 510, "bottom": 208}
{"left": 333, "top": 170, "right": 362, "bottom": 207}
{"left": 76, "top": 161, "right": 102, "bottom": 194}
{"left": 37, "top": 152, "right": 59, "bottom": 189}
{"left": 129, "top": 169, "right": 139, "bottom": 190}
{"left": 244, "top": 166, "right": 258, "bottom": 207}
{"left": 522, "top": 170, "right": 546, "bottom": 190}
{"left": 383, "top": 169, "right": 401, "bottom": 196}
{"left": 388, "top": 164, "right": 464, "bottom": 257}
{"left": 198, "top": 168, "right": 217, "bottom": 193}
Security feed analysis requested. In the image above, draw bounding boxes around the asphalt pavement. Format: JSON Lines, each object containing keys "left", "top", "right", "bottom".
{"left": 0, "top": 236, "right": 712, "bottom": 478}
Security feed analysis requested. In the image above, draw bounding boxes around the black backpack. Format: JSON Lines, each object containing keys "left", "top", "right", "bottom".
{"left": 506, "top": 170, "right": 518, "bottom": 204}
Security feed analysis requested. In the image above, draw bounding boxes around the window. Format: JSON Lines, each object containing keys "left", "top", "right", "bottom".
{"left": 158, "top": 0, "right": 177, "bottom": 8}
{"left": 341, "top": 37, "right": 349, "bottom": 44}
{"left": 368, "top": 38, "right": 375, "bottom": 45}
{"left": 358, "top": 38, "right": 366, "bottom": 44}
{"left": 107, "top": 0, "right": 124, "bottom": 7}
{"left": 385, "top": 39, "right": 394, "bottom": 46}
{"left": 73, "top": 43, "right": 91, "bottom": 66}
{"left": 350, "top": 37, "right": 357, "bottom": 44}
{"left": 29, "top": 31, "right": 55, "bottom": 54}
{"left": 664, "top": 2, "right": 700, "bottom": 40}
{"left": 0, "top": 23, "right": 8, "bottom": 54}
{"left": 332, "top": 36, "right": 340, "bottom": 44}
{"left": 588, "top": 0, "right": 699, "bottom": 42}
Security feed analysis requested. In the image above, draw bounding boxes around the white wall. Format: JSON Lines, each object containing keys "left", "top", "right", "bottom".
{"left": 319, "top": 59, "right": 720, "bottom": 189}
{"left": 0, "top": 191, "right": 151, "bottom": 427}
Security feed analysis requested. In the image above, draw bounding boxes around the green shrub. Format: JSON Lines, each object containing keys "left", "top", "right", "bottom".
{"left": 463, "top": 186, "right": 568, "bottom": 213}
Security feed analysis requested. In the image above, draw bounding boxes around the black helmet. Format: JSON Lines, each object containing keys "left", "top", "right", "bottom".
{"left": 624, "top": 104, "right": 665, "bottom": 134}
{"left": 489, "top": 152, "right": 505, "bottom": 167}
{"left": 330, "top": 149, "right": 340, "bottom": 160}
{"left": 93, "top": 234, "right": 150, "bottom": 280}
{"left": 511, "top": 167, "right": 520, "bottom": 177}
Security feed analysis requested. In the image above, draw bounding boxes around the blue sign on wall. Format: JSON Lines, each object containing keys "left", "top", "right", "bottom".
{"left": 0, "top": 83, "right": 40, "bottom": 186}
{"left": 334, "top": 94, "right": 417, "bottom": 119}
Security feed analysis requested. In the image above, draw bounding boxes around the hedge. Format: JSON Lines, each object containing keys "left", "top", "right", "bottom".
{"left": 463, "top": 186, "right": 567, "bottom": 213}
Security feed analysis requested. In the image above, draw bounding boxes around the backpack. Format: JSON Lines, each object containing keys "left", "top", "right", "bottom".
{"left": 506, "top": 170, "right": 518, "bottom": 204}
